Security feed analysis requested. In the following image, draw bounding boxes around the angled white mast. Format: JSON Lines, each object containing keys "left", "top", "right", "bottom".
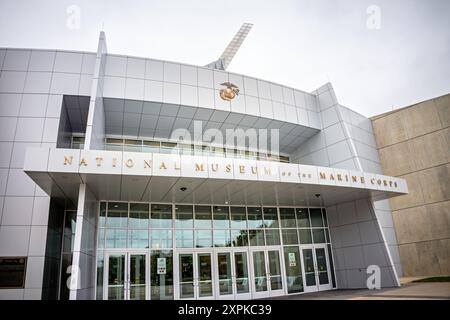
{"left": 205, "top": 22, "right": 253, "bottom": 70}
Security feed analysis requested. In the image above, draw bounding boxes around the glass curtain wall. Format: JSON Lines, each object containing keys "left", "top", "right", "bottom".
{"left": 96, "top": 202, "right": 335, "bottom": 299}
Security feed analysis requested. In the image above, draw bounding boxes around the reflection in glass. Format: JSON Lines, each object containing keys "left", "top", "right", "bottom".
{"left": 312, "top": 228, "right": 326, "bottom": 243}
{"left": 129, "top": 203, "right": 149, "bottom": 229}
{"left": 322, "top": 209, "right": 328, "bottom": 227}
{"left": 253, "top": 251, "right": 267, "bottom": 292}
{"left": 151, "top": 229, "right": 172, "bottom": 249}
{"left": 99, "top": 202, "right": 106, "bottom": 227}
{"left": 213, "top": 229, "right": 231, "bottom": 247}
{"left": 327, "top": 244, "right": 336, "bottom": 288}
{"left": 279, "top": 208, "right": 296, "bottom": 228}
{"left": 310, "top": 208, "right": 323, "bottom": 227}
{"left": 129, "top": 254, "right": 146, "bottom": 300}
{"left": 268, "top": 250, "right": 283, "bottom": 290}
{"left": 107, "top": 202, "right": 128, "bottom": 228}
{"left": 151, "top": 250, "right": 173, "bottom": 300}
{"left": 230, "top": 207, "right": 247, "bottom": 229}
{"left": 303, "top": 249, "right": 316, "bottom": 286}
{"left": 179, "top": 254, "right": 194, "bottom": 298}
{"left": 282, "top": 229, "right": 298, "bottom": 245}
{"left": 175, "top": 205, "right": 193, "bottom": 228}
{"left": 151, "top": 204, "right": 173, "bottom": 228}
{"left": 299, "top": 229, "right": 312, "bottom": 244}
{"left": 198, "top": 254, "right": 213, "bottom": 297}
{"left": 175, "top": 230, "right": 194, "bottom": 248}
{"left": 194, "top": 206, "right": 212, "bottom": 228}
{"left": 234, "top": 252, "right": 249, "bottom": 293}
{"left": 263, "top": 207, "right": 279, "bottom": 228}
{"left": 213, "top": 206, "right": 230, "bottom": 228}
{"left": 231, "top": 229, "right": 248, "bottom": 247}
{"left": 283, "top": 246, "right": 303, "bottom": 293}
{"left": 296, "top": 208, "right": 310, "bottom": 228}
{"left": 247, "top": 207, "right": 263, "bottom": 228}
{"left": 106, "top": 229, "right": 127, "bottom": 248}
{"left": 217, "top": 253, "right": 233, "bottom": 295}
{"left": 265, "top": 229, "right": 281, "bottom": 245}
{"left": 315, "top": 248, "right": 329, "bottom": 285}
{"left": 195, "top": 229, "right": 212, "bottom": 248}
{"left": 248, "top": 229, "right": 265, "bottom": 246}
{"left": 128, "top": 229, "right": 149, "bottom": 248}
{"left": 108, "top": 254, "right": 125, "bottom": 300}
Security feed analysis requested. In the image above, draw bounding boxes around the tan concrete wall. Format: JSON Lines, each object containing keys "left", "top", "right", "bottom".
{"left": 372, "top": 93, "right": 450, "bottom": 276}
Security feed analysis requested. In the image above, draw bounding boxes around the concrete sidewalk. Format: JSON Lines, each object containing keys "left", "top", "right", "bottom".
{"left": 267, "top": 281, "right": 450, "bottom": 300}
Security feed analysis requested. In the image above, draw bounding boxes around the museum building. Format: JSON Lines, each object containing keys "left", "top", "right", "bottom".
{"left": 0, "top": 27, "right": 408, "bottom": 300}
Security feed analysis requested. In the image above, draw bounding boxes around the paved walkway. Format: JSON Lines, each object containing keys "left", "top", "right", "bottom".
{"left": 267, "top": 281, "right": 450, "bottom": 300}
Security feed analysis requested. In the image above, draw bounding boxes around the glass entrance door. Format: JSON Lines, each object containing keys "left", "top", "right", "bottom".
{"left": 215, "top": 250, "right": 251, "bottom": 299}
{"left": 251, "top": 248, "right": 285, "bottom": 298}
{"left": 302, "top": 245, "right": 332, "bottom": 292}
{"left": 177, "top": 251, "right": 215, "bottom": 299}
{"left": 104, "top": 252, "right": 148, "bottom": 300}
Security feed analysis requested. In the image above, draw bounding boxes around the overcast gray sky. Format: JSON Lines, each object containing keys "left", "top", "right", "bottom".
{"left": 1, "top": 0, "right": 449, "bottom": 117}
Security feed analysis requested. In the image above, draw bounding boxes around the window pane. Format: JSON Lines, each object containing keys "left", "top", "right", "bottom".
{"left": 322, "top": 209, "right": 328, "bottom": 227}
{"left": 194, "top": 206, "right": 212, "bottom": 228}
{"left": 283, "top": 246, "right": 303, "bottom": 293}
{"left": 279, "top": 208, "right": 296, "bottom": 228}
{"left": 299, "top": 229, "right": 312, "bottom": 244}
{"left": 282, "top": 229, "right": 299, "bottom": 245}
{"left": 296, "top": 208, "right": 310, "bottom": 228}
{"left": 213, "top": 206, "right": 230, "bottom": 228}
{"left": 312, "top": 228, "right": 326, "bottom": 243}
{"left": 99, "top": 202, "right": 106, "bottom": 227}
{"left": 265, "top": 229, "right": 280, "bottom": 245}
{"left": 97, "top": 228, "right": 105, "bottom": 249}
{"left": 175, "top": 205, "right": 193, "bottom": 228}
{"left": 230, "top": 207, "right": 247, "bottom": 229}
{"left": 231, "top": 229, "right": 248, "bottom": 247}
{"left": 213, "top": 230, "right": 231, "bottom": 247}
{"left": 151, "top": 204, "right": 173, "bottom": 228}
{"left": 248, "top": 229, "right": 265, "bottom": 246}
{"left": 263, "top": 207, "right": 279, "bottom": 228}
{"left": 129, "top": 229, "right": 149, "bottom": 248}
{"left": 310, "top": 208, "right": 323, "bottom": 227}
{"left": 129, "top": 203, "right": 149, "bottom": 228}
{"left": 124, "top": 139, "right": 142, "bottom": 152}
{"left": 175, "top": 230, "right": 193, "bottom": 248}
{"left": 195, "top": 230, "right": 212, "bottom": 248}
{"left": 106, "top": 229, "right": 127, "bottom": 248}
{"left": 151, "top": 229, "right": 173, "bottom": 249}
{"left": 107, "top": 202, "right": 128, "bottom": 228}
{"left": 247, "top": 207, "right": 263, "bottom": 229}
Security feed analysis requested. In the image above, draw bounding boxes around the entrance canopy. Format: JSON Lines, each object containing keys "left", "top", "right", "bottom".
{"left": 23, "top": 147, "right": 408, "bottom": 207}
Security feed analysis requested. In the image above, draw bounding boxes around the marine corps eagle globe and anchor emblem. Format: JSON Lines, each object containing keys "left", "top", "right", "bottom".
{"left": 219, "top": 82, "right": 239, "bottom": 101}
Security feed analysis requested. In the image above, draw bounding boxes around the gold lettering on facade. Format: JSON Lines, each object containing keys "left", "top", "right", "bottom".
{"left": 79, "top": 158, "right": 88, "bottom": 166}
{"left": 63, "top": 156, "right": 73, "bottom": 165}
{"left": 251, "top": 166, "right": 258, "bottom": 174}
{"left": 264, "top": 167, "right": 271, "bottom": 175}
{"left": 125, "top": 159, "right": 134, "bottom": 168}
{"left": 225, "top": 164, "right": 232, "bottom": 173}
{"left": 319, "top": 172, "right": 326, "bottom": 179}
{"left": 144, "top": 160, "right": 152, "bottom": 169}
{"left": 360, "top": 176, "right": 365, "bottom": 184}
{"left": 329, "top": 174, "right": 335, "bottom": 181}
{"left": 394, "top": 181, "right": 398, "bottom": 188}
{"left": 174, "top": 162, "right": 181, "bottom": 170}
{"left": 383, "top": 180, "right": 388, "bottom": 186}
{"left": 337, "top": 174, "right": 342, "bottom": 181}
{"left": 370, "top": 178, "right": 375, "bottom": 184}
{"left": 112, "top": 158, "right": 117, "bottom": 168}
{"left": 160, "top": 162, "right": 167, "bottom": 170}
{"left": 377, "top": 179, "right": 382, "bottom": 185}
{"left": 95, "top": 157, "right": 103, "bottom": 167}
{"left": 211, "top": 164, "right": 219, "bottom": 172}
{"left": 195, "top": 163, "right": 205, "bottom": 171}
{"left": 352, "top": 176, "right": 357, "bottom": 182}
{"left": 239, "top": 165, "right": 245, "bottom": 174}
